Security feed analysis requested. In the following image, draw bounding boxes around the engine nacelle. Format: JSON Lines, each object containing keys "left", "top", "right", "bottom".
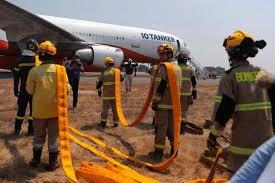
{"left": 75, "top": 45, "right": 124, "bottom": 70}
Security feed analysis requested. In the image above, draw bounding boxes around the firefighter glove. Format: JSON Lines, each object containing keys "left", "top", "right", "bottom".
{"left": 151, "top": 102, "right": 158, "bottom": 111}
{"left": 98, "top": 91, "right": 102, "bottom": 97}
{"left": 192, "top": 90, "right": 197, "bottom": 100}
{"left": 207, "top": 133, "right": 219, "bottom": 151}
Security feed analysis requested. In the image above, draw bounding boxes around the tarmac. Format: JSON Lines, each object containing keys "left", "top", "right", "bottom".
{"left": 0, "top": 70, "right": 220, "bottom": 85}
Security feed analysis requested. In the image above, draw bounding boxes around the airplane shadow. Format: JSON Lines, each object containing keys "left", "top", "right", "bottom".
{"left": 0, "top": 132, "right": 38, "bottom": 182}
{"left": 101, "top": 130, "right": 136, "bottom": 158}
{"left": 80, "top": 123, "right": 99, "bottom": 131}
{"left": 134, "top": 122, "right": 154, "bottom": 131}
{"left": 79, "top": 124, "right": 136, "bottom": 157}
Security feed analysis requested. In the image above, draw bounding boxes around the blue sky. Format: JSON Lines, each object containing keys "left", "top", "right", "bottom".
{"left": 7, "top": 0, "right": 275, "bottom": 72}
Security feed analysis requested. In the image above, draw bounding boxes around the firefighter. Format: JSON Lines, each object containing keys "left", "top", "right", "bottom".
{"left": 176, "top": 50, "right": 197, "bottom": 134}
{"left": 67, "top": 54, "right": 84, "bottom": 109}
{"left": 121, "top": 58, "right": 138, "bottom": 92}
{"left": 13, "top": 39, "right": 38, "bottom": 136}
{"left": 148, "top": 63, "right": 159, "bottom": 126}
{"left": 97, "top": 57, "right": 123, "bottom": 128}
{"left": 207, "top": 30, "right": 273, "bottom": 173}
{"left": 26, "top": 41, "right": 70, "bottom": 171}
{"left": 149, "top": 44, "right": 182, "bottom": 162}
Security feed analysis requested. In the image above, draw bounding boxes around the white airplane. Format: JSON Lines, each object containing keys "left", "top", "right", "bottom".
{"left": 0, "top": 0, "right": 206, "bottom": 76}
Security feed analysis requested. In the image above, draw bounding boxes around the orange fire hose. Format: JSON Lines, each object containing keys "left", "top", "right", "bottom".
{"left": 69, "top": 62, "right": 181, "bottom": 171}
{"left": 56, "top": 62, "right": 224, "bottom": 182}
{"left": 115, "top": 62, "right": 181, "bottom": 170}
{"left": 56, "top": 65, "right": 159, "bottom": 183}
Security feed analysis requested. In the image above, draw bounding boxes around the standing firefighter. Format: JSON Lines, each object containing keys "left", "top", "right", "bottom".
{"left": 148, "top": 63, "right": 159, "bottom": 125}
{"left": 121, "top": 58, "right": 138, "bottom": 92}
{"left": 149, "top": 44, "right": 182, "bottom": 162}
{"left": 67, "top": 55, "right": 84, "bottom": 109}
{"left": 26, "top": 41, "right": 69, "bottom": 171}
{"left": 13, "top": 39, "right": 38, "bottom": 136}
{"left": 207, "top": 30, "right": 273, "bottom": 173}
{"left": 97, "top": 57, "right": 123, "bottom": 128}
{"left": 176, "top": 50, "right": 197, "bottom": 134}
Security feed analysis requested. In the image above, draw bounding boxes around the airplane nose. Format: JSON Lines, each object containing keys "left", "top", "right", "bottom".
{"left": 0, "top": 40, "right": 9, "bottom": 50}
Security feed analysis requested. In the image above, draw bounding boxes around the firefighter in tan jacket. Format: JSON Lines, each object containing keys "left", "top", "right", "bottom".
{"left": 207, "top": 30, "right": 273, "bottom": 173}
{"left": 97, "top": 57, "right": 123, "bottom": 128}
{"left": 148, "top": 63, "right": 159, "bottom": 126}
{"left": 149, "top": 44, "right": 182, "bottom": 162}
{"left": 176, "top": 50, "right": 197, "bottom": 134}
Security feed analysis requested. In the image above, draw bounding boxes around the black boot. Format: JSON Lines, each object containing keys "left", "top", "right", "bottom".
{"left": 27, "top": 120, "right": 34, "bottom": 136}
{"left": 99, "top": 121, "right": 106, "bottom": 129}
{"left": 169, "top": 146, "right": 178, "bottom": 157}
{"left": 13, "top": 119, "right": 23, "bottom": 137}
{"left": 148, "top": 149, "right": 163, "bottom": 163}
{"left": 46, "top": 151, "right": 60, "bottom": 171}
{"left": 29, "top": 148, "right": 42, "bottom": 168}
{"left": 180, "top": 122, "right": 187, "bottom": 134}
{"left": 170, "top": 146, "right": 174, "bottom": 156}
{"left": 113, "top": 123, "right": 118, "bottom": 128}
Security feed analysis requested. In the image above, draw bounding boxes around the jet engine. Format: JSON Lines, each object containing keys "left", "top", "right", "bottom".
{"left": 75, "top": 45, "right": 124, "bottom": 69}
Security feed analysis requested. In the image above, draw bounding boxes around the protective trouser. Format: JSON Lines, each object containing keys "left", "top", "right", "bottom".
{"left": 180, "top": 96, "right": 191, "bottom": 130}
{"left": 154, "top": 109, "right": 174, "bottom": 152}
{"left": 101, "top": 100, "right": 119, "bottom": 125}
{"left": 14, "top": 90, "right": 33, "bottom": 133}
{"left": 71, "top": 77, "right": 80, "bottom": 108}
{"left": 227, "top": 153, "right": 249, "bottom": 173}
{"left": 33, "top": 118, "right": 59, "bottom": 153}
{"left": 125, "top": 74, "right": 133, "bottom": 91}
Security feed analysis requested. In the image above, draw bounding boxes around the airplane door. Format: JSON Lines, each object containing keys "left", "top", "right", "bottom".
{"left": 176, "top": 40, "right": 180, "bottom": 52}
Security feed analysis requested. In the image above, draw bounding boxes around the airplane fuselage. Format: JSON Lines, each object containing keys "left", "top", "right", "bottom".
{"left": 0, "top": 14, "right": 188, "bottom": 70}
{"left": 39, "top": 15, "right": 187, "bottom": 62}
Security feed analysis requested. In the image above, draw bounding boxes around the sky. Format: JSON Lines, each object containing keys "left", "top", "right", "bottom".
{"left": 7, "top": 0, "right": 275, "bottom": 72}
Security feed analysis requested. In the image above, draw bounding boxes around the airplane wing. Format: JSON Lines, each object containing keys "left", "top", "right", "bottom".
{"left": 0, "top": 0, "right": 89, "bottom": 56}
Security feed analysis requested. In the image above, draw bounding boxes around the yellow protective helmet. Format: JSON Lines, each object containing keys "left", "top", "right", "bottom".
{"left": 223, "top": 30, "right": 254, "bottom": 49}
{"left": 157, "top": 43, "right": 174, "bottom": 54}
{"left": 104, "top": 57, "right": 115, "bottom": 64}
{"left": 38, "top": 41, "right": 57, "bottom": 56}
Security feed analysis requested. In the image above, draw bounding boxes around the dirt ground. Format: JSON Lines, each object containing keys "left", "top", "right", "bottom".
{"left": 0, "top": 75, "right": 231, "bottom": 183}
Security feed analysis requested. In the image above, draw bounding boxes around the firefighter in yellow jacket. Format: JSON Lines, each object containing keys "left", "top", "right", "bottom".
{"left": 207, "top": 31, "right": 274, "bottom": 173}
{"left": 176, "top": 50, "right": 197, "bottom": 134}
{"left": 26, "top": 41, "right": 70, "bottom": 171}
{"left": 97, "top": 57, "right": 123, "bottom": 128}
{"left": 149, "top": 44, "right": 182, "bottom": 162}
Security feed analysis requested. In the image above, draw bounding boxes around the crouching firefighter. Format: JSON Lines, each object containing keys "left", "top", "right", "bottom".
{"left": 26, "top": 41, "right": 70, "bottom": 171}
{"left": 13, "top": 39, "right": 38, "bottom": 136}
{"left": 207, "top": 30, "right": 273, "bottom": 173}
{"left": 149, "top": 44, "right": 182, "bottom": 162}
{"left": 176, "top": 50, "right": 197, "bottom": 134}
{"left": 97, "top": 57, "right": 123, "bottom": 128}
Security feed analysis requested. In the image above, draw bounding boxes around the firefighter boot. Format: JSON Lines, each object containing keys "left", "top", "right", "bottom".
{"left": 148, "top": 149, "right": 163, "bottom": 163}
{"left": 47, "top": 151, "right": 60, "bottom": 171}
{"left": 29, "top": 148, "right": 42, "bottom": 168}
{"left": 99, "top": 121, "right": 107, "bottom": 129}
{"left": 13, "top": 119, "right": 23, "bottom": 137}
{"left": 169, "top": 145, "right": 178, "bottom": 157}
{"left": 180, "top": 122, "right": 187, "bottom": 134}
{"left": 27, "top": 120, "right": 34, "bottom": 136}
